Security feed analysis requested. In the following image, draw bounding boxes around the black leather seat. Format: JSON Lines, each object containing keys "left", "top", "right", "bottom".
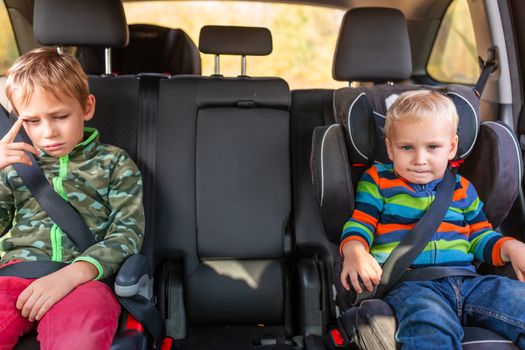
{"left": 152, "top": 25, "right": 304, "bottom": 349}
{"left": 310, "top": 7, "right": 522, "bottom": 349}
{"left": 77, "top": 24, "right": 201, "bottom": 76}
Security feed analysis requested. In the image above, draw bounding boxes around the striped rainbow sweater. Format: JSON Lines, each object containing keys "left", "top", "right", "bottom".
{"left": 340, "top": 163, "right": 513, "bottom": 268}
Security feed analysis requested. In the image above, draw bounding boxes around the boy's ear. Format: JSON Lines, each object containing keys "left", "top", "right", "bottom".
{"left": 448, "top": 134, "right": 459, "bottom": 160}
{"left": 385, "top": 138, "right": 394, "bottom": 161}
{"left": 83, "top": 94, "right": 96, "bottom": 122}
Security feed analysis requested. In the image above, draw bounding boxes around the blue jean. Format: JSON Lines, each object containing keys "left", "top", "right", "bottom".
{"left": 383, "top": 275, "right": 525, "bottom": 349}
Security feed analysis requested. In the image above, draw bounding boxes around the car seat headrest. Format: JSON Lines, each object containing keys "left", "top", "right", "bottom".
{"left": 333, "top": 85, "right": 479, "bottom": 165}
{"left": 333, "top": 7, "right": 412, "bottom": 82}
{"left": 199, "top": 25, "right": 272, "bottom": 56}
{"left": 34, "top": 0, "right": 129, "bottom": 47}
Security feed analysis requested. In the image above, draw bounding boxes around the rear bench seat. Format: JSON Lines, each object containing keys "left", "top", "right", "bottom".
{"left": 29, "top": 0, "right": 333, "bottom": 346}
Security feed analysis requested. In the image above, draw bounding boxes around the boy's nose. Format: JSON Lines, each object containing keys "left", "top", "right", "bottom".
{"left": 414, "top": 150, "right": 427, "bottom": 165}
{"left": 42, "top": 122, "right": 57, "bottom": 137}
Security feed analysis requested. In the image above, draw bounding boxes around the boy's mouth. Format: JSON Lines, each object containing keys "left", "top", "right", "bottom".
{"left": 410, "top": 169, "right": 431, "bottom": 174}
{"left": 43, "top": 143, "right": 64, "bottom": 151}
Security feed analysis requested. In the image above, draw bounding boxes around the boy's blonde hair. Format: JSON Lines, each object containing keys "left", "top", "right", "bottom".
{"left": 385, "top": 90, "right": 459, "bottom": 138}
{"left": 5, "top": 47, "right": 89, "bottom": 113}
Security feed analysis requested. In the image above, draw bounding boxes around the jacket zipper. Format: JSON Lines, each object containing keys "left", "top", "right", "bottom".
{"left": 50, "top": 155, "right": 69, "bottom": 262}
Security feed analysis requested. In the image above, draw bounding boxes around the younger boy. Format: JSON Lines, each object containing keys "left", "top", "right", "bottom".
{"left": 340, "top": 90, "right": 525, "bottom": 349}
{"left": 0, "top": 48, "right": 144, "bottom": 349}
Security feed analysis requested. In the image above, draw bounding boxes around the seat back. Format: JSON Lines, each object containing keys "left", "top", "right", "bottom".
{"left": 311, "top": 7, "right": 522, "bottom": 243}
{"left": 153, "top": 26, "right": 292, "bottom": 333}
{"left": 77, "top": 24, "right": 201, "bottom": 75}
{"left": 27, "top": 1, "right": 159, "bottom": 349}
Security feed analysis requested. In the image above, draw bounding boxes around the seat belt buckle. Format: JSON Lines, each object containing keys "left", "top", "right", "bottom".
{"left": 327, "top": 328, "right": 347, "bottom": 348}
{"left": 125, "top": 314, "right": 144, "bottom": 332}
{"left": 161, "top": 337, "right": 174, "bottom": 350}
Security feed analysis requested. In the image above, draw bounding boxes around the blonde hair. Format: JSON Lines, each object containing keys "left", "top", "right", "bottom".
{"left": 384, "top": 90, "right": 459, "bottom": 138}
{"left": 5, "top": 47, "right": 89, "bottom": 113}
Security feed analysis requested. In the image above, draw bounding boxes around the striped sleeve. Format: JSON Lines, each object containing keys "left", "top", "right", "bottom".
{"left": 340, "top": 166, "right": 383, "bottom": 254}
{"left": 463, "top": 179, "right": 515, "bottom": 266}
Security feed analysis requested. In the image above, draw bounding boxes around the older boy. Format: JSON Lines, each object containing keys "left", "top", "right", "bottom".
{"left": 340, "top": 90, "right": 525, "bottom": 349}
{"left": 0, "top": 48, "right": 144, "bottom": 349}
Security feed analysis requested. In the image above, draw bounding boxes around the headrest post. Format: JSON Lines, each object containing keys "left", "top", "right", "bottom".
{"left": 214, "top": 54, "right": 220, "bottom": 75}
{"left": 104, "top": 47, "right": 112, "bottom": 75}
{"left": 241, "top": 55, "right": 247, "bottom": 76}
{"left": 56, "top": 46, "right": 63, "bottom": 54}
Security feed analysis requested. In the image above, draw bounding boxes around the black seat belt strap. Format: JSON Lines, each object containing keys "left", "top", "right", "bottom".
{"left": 136, "top": 74, "right": 162, "bottom": 263}
{"left": 0, "top": 106, "right": 95, "bottom": 251}
{"left": 474, "top": 46, "right": 498, "bottom": 97}
{"left": 0, "top": 261, "right": 67, "bottom": 278}
{"left": 374, "top": 169, "right": 457, "bottom": 299}
{"left": 123, "top": 75, "right": 165, "bottom": 344}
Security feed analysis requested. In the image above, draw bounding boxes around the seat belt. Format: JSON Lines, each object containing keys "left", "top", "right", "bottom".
{"left": 136, "top": 74, "right": 162, "bottom": 264}
{"left": 474, "top": 46, "right": 498, "bottom": 97}
{"left": 378, "top": 168, "right": 480, "bottom": 300}
{"left": 347, "top": 169, "right": 473, "bottom": 305}
{"left": 374, "top": 169, "right": 458, "bottom": 298}
{"left": 0, "top": 106, "right": 96, "bottom": 251}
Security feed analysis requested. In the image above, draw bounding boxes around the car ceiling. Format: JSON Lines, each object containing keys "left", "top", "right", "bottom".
{"left": 122, "top": 0, "right": 452, "bottom": 21}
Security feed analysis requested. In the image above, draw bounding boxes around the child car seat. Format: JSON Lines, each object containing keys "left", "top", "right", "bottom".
{"left": 310, "top": 7, "right": 522, "bottom": 350}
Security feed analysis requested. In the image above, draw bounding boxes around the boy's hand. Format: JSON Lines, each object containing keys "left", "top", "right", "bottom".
{"left": 0, "top": 118, "right": 39, "bottom": 169}
{"left": 341, "top": 240, "right": 382, "bottom": 293}
{"left": 501, "top": 239, "right": 525, "bottom": 281}
{"left": 16, "top": 261, "right": 98, "bottom": 321}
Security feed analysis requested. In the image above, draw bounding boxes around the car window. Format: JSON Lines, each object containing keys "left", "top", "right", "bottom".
{"left": 0, "top": 1, "right": 19, "bottom": 75}
{"left": 123, "top": 1, "right": 347, "bottom": 90}
{"left": 427, "top": 0, "right": 479, "bottom": 84}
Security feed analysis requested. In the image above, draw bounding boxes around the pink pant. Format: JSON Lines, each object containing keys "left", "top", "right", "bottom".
{"left": 0, "top": 276, "right": 120, "bottom": 350}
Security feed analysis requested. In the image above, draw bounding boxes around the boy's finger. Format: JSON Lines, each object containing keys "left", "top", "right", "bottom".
{"left": 2, "top": 155, "right": 31, "bottom": 167}
{"left": 516, "top": 269, "right": 525, "bottom": 282}
{"left": 340, "top": 271, "right": 350, "bottom": 291}
{"left": 369, "top": 270, "right": 381, "bottom": 285}
{"left": 16, "top": 285, "right": 32, "bottom": 310}
{"left": 35, "top": 297, "right": 54, "bottom": 321}
{"left": 362, "top": 274, "right": 374, "bottom": 292}
{"left": 28, "top": 295, "right": 46, "bottom": 321}
{"left": 9, "top": 142, "right": 39, "bottom": 156}
{"left": 349, "top": 272, "right": 362, "bottom": 294}
{"left": 1, "top": 118, "right": 24, "bottom": 143}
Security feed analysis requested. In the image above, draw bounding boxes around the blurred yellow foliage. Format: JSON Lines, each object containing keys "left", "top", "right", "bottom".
{"left": 0, "top": 2, "right": 19, "bottom": 74}
{"left": 427, "top": 0, "right": 479, "bottom": 84}
{"left": 124, "top": 1, "right": 347, "bottom": 89}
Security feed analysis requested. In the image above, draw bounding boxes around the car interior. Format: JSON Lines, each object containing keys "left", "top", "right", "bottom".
{"left": 2, "top": 0, "right": 525, "bottom": 349}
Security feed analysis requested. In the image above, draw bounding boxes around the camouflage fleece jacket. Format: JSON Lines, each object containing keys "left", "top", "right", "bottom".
{"left": 0, "top": 128, "right": 144, "bottom": 280}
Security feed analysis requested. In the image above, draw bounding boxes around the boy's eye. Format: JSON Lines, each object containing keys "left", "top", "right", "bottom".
{"left": 53, "top": 115, "right": 68, "bottom": 120}
{"left": 400, "top": 145, "right": 412, "bottom": 151}
{"left": 428, "top": 145, "right": 441, "bottom": 150}
{"left": 24, "top": 119, "right": 39, "bottom": 124}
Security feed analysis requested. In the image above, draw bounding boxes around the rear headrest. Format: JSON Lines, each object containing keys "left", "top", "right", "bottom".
{"left": 199, "top": 25, "right": 272, "bottom": 56}
{"left": 333, "top": 7, "right": 411, "bottom": 82}
{"left": 333, "top": 85, "right": 479, "bottom": 165}
{"left": 77, "top": 25, "right": 201, "bottom": 75}
{"left": 34, "top": 0, "right": 128, "bottom": 47}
